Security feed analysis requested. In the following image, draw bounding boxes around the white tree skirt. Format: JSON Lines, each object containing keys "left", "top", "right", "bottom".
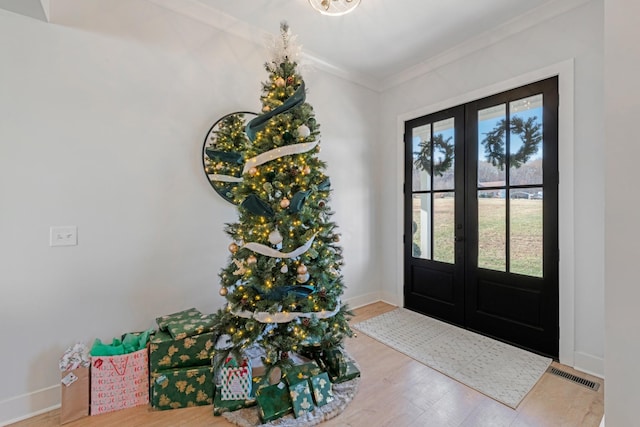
{"left": 222, "top": 376, "right": 359, "bottom": 427}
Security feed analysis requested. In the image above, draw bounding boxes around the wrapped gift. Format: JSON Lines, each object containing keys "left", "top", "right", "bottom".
{"left": 151, "top": 365, "right": 213, "bottom": 410}
{"left": 329, "top": 360, "right": 360, "bottom": 384}
{"left": 249, "top": 375, "right": 270, "bottom": 399}
{"left": 213, "top": 385, "right": 256, "bottom": 416}
{"left": 323, "top": 347, "right": 347, "bottom": 377}
{"left": 149, "top": 330, "right": 215, "bottom": 372}
{"left": 156, "top": 308, "right": 201, "bottom": 330}
{"left": 256, "top": 381, "right": 292, "bottom": 422}
{"left": 156, "top": 308, "right": 216, "bottom": 340}
{"left": 309, "top": 372, "right": 334, "bottom": 407}
{"left": 288, "top": 378, "right": 315, "bottom": 418}
{"left": 219, "top": 357, "right": 252, "bottom": 401}
{"left": 284, "top": 362, "right": 322, "bottom": 385}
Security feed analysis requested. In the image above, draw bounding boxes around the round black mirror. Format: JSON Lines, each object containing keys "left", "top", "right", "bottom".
{"left": 202, "top": 111, "right": 257, "bottom": 204}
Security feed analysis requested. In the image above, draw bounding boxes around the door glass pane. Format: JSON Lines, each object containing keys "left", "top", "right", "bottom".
{"left": 510, "top": 95, "right": 543, "bottom": 185}
{"left": 510, "top": 187, "right": 543, "bottom": 277}
{"left": 478, "top": 190, "right": 506, "bottom": 271}
{"left": 434, "top": 192, "right": 455, "bottom": 263}
{"left": 412, "top": 194, "right": 431, "bottom": 259}
{"left": 412, "top": 124, "right": 432, "bottom": 191}
{"left": 478, "top": 104, "right": 506, "bottom": 188}
{"left": 433, "top": 118, "right": 455, "bottom": 191}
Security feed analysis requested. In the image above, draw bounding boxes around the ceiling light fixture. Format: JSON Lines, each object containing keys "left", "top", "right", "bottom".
{"left": 308, "top": 0, "right": 361, "bottom": 16}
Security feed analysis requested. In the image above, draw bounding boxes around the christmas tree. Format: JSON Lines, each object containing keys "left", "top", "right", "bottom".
{"left": 214, "top": 23, "right": 353, "bottom": 370}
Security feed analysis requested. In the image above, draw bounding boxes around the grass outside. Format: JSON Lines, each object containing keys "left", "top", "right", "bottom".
{"left": 413, "top": 198, "right": 543, "bottom": 277}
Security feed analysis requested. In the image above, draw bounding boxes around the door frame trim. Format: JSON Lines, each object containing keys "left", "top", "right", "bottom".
{"left": 394, "top": 59, "right": 575, "bottom": 366}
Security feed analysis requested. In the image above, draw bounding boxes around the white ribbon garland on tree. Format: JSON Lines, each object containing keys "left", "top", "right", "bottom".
{"left": 242, "top": 234, "right": 317, "bottom": 259}
{"left": 208, "top": 141, "right": 318, "bottom": 183}
{"left": 242, "top": 141, "right": 318, "bottom": 174}
{"left": 207, "top": 174, "right": 243, "bottom": 183}
{"left": 230, "top": 301, "right": 341, "bottom": 323}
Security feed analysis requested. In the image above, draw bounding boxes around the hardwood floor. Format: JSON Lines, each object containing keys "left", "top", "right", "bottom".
{"left": 11, "top": 302, "right": 604, "bottom": 427}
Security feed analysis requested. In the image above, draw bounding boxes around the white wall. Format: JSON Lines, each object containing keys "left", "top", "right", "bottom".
{"left": 378, "top": 0, "right": 604, "bottom": 375}
{"left": 603, "top": 0, "right": 640, "bottom": 425}
{"left": 0, "top": 2, "right": 379, "bottom": 423}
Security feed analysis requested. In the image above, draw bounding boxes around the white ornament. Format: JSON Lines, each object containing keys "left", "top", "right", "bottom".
{"left": 297, "top": 125, "right": 311, "bottom": 138}
{"left": 269, "top": 229, "right": 283, "bottom": 245}
{"left": 296, "top": 272, "right": 310, "bottom": 283}
{"left": 281, "top": 264, "right": 289, "bottom": 273}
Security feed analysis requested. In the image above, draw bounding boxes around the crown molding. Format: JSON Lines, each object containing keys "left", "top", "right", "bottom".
{"left": 147, "top": 0, "right": 380, "bottom": 91}
{"left": 0, "top": 0, "right": 48, "bottom": 22}
{"left": 381, "top": 0, "right": 593, "bottom": 91}
{"left": 147, "top": 0, "right": 592, "bottom": 93}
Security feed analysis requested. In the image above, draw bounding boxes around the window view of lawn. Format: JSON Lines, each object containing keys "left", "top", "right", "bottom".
{"left": 414, "top": 197, "right": 543, "bottom": 278}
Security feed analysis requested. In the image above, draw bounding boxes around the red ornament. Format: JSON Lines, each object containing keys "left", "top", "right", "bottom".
{"left": 287, "top": 76, "right": 295, "bottom": 85}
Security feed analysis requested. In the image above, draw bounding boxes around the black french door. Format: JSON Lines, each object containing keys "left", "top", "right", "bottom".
{"left": 403, "top": 77, "right": 559, "bottom": 357}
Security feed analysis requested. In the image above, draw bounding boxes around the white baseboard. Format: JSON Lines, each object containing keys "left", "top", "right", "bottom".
{"left": 573, "top": 351, "right": 605, "bottom": 379}
{"left": 379, "top": 291, "right": 402, "bottom": 307}
{"left": 344, "top": 292, "right": 384, "bottom": 309}
{"left": 0, "top": 384, "right": 60, "bottom": 426}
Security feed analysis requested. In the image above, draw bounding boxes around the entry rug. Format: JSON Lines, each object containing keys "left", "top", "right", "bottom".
{"left": 352, "top": 308, "right": 551, "bottom": 408}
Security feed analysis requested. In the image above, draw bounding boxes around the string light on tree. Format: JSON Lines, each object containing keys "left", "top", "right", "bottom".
{"left": 212, "top": 22, "right": 353, "bottom": 373}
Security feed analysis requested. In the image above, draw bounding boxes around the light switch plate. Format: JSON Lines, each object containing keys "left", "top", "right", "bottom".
{"left": 50, "top": 226, "right": 77, "bottom": 247}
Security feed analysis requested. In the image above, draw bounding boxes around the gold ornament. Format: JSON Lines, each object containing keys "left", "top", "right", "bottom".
{"left": 262, "top": 105, "right": 270, "bottom": 112}
{"left": 248, "top": 167, "right": 258, "bottom": 176}
{"left": 219, "top": 287, "right": 228, "bottom": 296}
{"left": 297, "top": 264, "right": 308, "bottom": 275}
{"left": 275, "top": 77, "right": 285, "bottom": 87}
{"left": 247, "top": 255, "right": 257, "bottom": 264}
{"left": 228, "top": 243, "right": 238, "bottom": 253}
{"left": 333, "top": 234, "right": 340, "bottom": 242}
{"left": 280, "top": 198, "right": 290, "bottom": 209}
{"left": 303, "top": 166, "right": 311, "bottom": 175}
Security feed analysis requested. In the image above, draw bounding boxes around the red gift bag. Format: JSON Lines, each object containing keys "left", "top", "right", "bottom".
{"left": 90, "top": 348, "right": 149, "bottom": 415}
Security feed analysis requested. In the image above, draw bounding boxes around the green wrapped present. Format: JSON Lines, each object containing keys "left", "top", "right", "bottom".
{"left": 256, "top": 381, "right": 292, "bottom": 422}
{"left": 288, "top": 378, "right": 315, "bottom": 418}
{"left": 249, "top": 375, "right": 271, "bottom": 399}
{"left": 324, "top": 348, "right": 347, "bottom": 377}
{"left": 284, "top": 362, "right": 322, "bottom": 385}
{"left": 213, "top": 385, "right": 256, "bottom": 416}
{"left": 329, "top": 361, "right": 360, "bottom": 384}
{"left": 156, "top": 308, "right": 216, "bottom": 340}
{"left": 157, "top": 308, "right": 201, "bottom": 329}
{"left": 149, "top": 330, "right": 215, "bottom": 372}
{"left": 151, "top": 365, "right": 213, "bottom": 410}
{"left": 309, "top": 372, "right": 334, "bottom": 407}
